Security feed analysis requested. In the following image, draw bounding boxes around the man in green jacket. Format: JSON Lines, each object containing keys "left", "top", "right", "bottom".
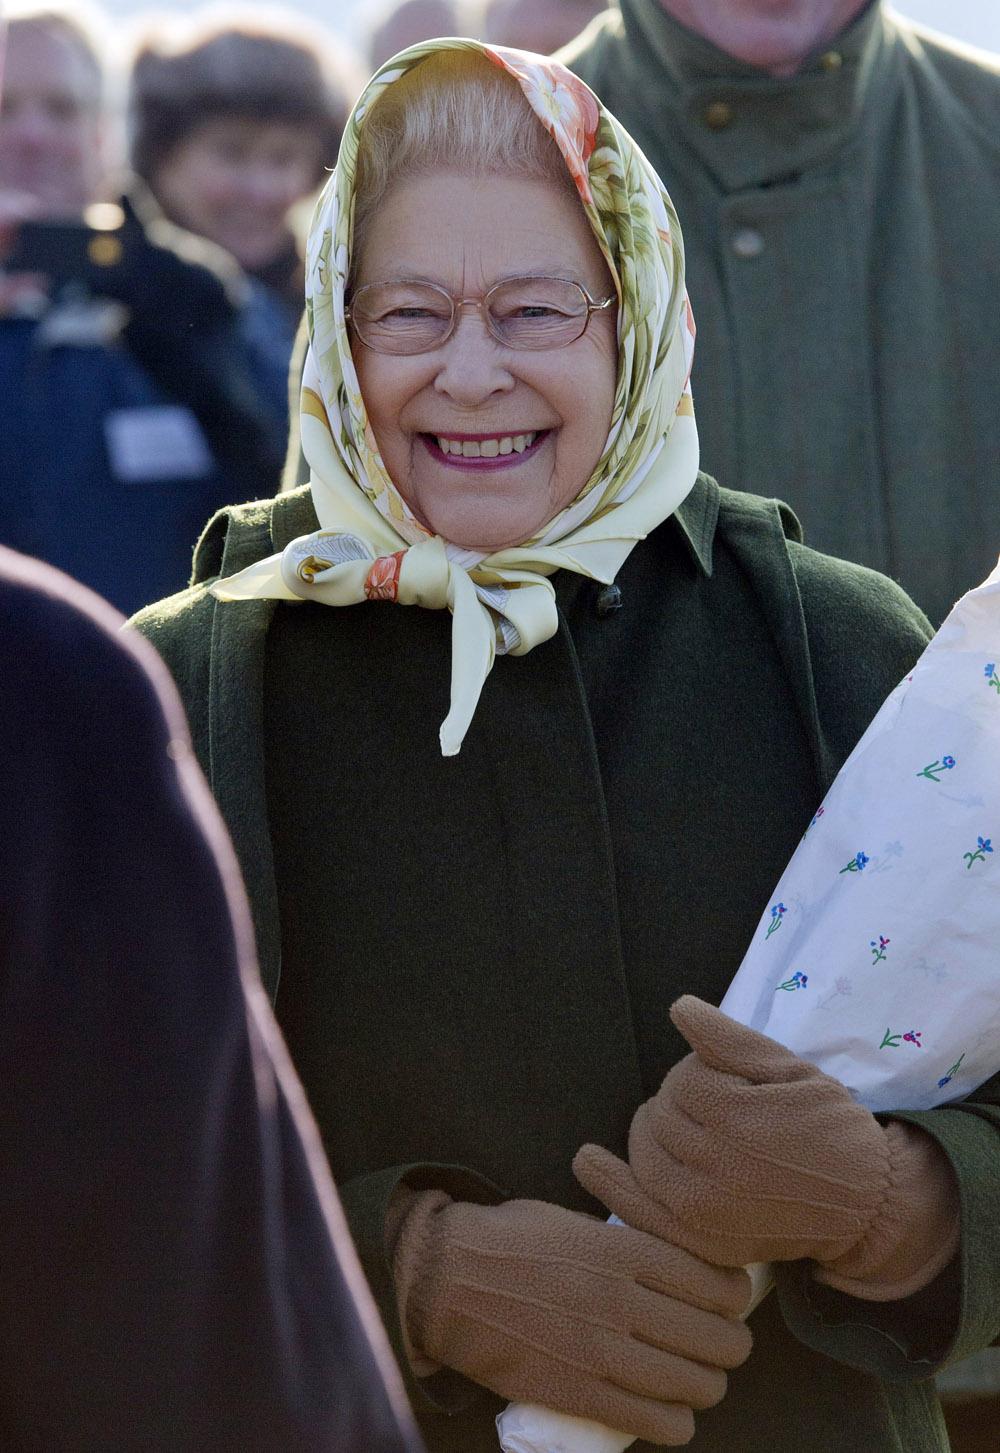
{"left": 562, "top": 0, "right": 1000, "bottom": 626}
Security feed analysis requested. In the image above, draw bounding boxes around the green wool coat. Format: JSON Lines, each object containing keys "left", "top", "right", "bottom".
{"left": 132, "top": 477, "right": 1000, "bottom": 1453}
{"left": 562, "top": 0, "right": 1000, "bottom": 627}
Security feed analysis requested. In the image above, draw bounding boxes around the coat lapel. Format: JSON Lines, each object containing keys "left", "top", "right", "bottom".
{"left": 206, "top": 489, "right": 320, "bottom": 999}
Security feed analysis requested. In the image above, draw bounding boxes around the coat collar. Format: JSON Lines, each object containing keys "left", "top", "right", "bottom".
{"left": 618, "top": 0, "right": 893, "bottom": 190}
{"left": 672, "top": 472, "right": 718, "bottom": 576}
{"left": 261, "top": 476, "right": 718, "bottom": 577}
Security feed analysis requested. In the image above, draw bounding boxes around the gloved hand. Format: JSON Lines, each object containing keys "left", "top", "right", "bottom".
{"left": 574, "top": 996, "right": 960, "bottom": 1300}
{"left": 388, "top": 1187, "right": 753, "bottom": 1446}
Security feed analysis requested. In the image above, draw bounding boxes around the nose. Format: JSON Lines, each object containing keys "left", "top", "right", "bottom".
{"left": 240, "top": 163, "right": 297, "bottom": 215}
{"left": 432, "top": 306, "right": 515, "bottom": 407}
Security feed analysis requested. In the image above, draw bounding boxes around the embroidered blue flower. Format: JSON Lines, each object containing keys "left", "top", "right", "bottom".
{"left": 917, "top": 756, "right": 956, "bottom": 781}
{"left": 938, "top": 1053, "right": 966, "bottom": 1089}
{"left": 776, "top": 971, "right": 808, "bottom": 992}
{"left": 765, "top": 902, "right": 787, "bottom": 940}
{"left": 839, "top": 851, "right": 869, "bottom": 874}
{"left": 963, "top": 836, "right": 993, "bottom": 868}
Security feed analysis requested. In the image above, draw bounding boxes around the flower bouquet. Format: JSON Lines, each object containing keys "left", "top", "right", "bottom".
{"left": 497, "top": 559, "right": 1000, "bottom": 1453}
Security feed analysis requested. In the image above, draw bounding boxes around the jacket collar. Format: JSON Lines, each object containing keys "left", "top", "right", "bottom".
{"left": 265, "top": 477, "right": 717, "bottom": 576}
{"left": 618, "top": 0, "right": 892, "bottom": 190}
{"left": 672, "top": 472, "right": 718, "bottom": 576}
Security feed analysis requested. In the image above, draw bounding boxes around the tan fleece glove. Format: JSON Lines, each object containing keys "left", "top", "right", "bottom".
{"left": 574, "top": 996, "right": 960, "bottom": 1301}
{"left": 388, "top": 1187, "right": 753, "bottom": 1446}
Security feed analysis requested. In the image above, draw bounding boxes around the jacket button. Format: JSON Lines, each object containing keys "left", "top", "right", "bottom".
{"left": 88, "top": 234, "right": 123, "bottom": 267}
{"left": 703, "top": 101, "right": 733, "bottom": 130}
{"left": 595, "top": 583, "right": 623, "bottom": 617}
{"left": 731, "top": 228, "right": 764, "bottom": 259}
{"left": 820, "top": 49, "right": 843, "bottom": 71}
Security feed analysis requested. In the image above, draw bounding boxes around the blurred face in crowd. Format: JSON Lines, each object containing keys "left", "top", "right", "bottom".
{"left": 151, "top": 117, "right": 324, "bottom": 271}
{"left": 0, "top": 21, "right": 105, "bottom": 215}
{"left": 658, "top": 0, "right": 870, "bottom": 73}
{"left": 351, "top": 170, "right": 618, "bottom": 552}
{"left": 368, "top": 0, "right": 460, "bottom": 71}
{"left": 483, "top": 0, "right": 606, "bottom": 55}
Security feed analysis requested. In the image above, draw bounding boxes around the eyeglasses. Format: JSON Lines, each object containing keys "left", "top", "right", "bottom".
{"left": 345, "top": 275, "right": 615, "bottom": 355}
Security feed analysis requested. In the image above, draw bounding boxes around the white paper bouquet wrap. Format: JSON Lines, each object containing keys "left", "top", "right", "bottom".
{"left": 497, "top": 560, "right": 1000, "bottom": 1453}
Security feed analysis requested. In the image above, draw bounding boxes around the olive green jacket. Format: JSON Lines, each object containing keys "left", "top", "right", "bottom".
{"left": 131, "top": 478, "right": 1000, "bottom": 1452}
{"left": 563, "top": 0, "right": 1000, "bottom": 626}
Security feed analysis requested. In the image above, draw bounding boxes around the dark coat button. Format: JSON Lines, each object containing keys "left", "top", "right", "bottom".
{"left": 595, "top": 583, "right": 623, "bottom": 617}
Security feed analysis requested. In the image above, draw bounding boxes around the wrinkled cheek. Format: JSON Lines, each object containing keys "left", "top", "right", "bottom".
{"left": 547, "top": 441, "right": 581, "bottom": 515}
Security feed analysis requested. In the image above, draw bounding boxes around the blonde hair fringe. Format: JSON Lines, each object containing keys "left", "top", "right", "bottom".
{"left": 351, "top": 51, "right": 575, "bottom": 270}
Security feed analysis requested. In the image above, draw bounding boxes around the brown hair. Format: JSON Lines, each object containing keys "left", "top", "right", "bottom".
{"left": 129, "top": 15, "right": 361, "bottom": 185}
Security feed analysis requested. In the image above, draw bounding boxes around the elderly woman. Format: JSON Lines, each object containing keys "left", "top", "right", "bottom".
{"left": 132, "top": 39, "right": 999, "bottom": 1453}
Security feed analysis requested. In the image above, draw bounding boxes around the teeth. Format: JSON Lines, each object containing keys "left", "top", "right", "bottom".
{"left": 434, "top": 432, "right": 539, "bottom": 458}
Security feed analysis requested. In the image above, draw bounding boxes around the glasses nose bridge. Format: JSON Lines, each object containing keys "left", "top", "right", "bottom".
{"left": 445, "top": 291, "right": 499, "bottom": 344}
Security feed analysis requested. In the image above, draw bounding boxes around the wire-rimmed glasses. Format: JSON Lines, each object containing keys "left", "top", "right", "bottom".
{"left": 346, "top": 275, "right": 615, "bottom": 355}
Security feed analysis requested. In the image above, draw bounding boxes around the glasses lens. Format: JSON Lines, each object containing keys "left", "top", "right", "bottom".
{"left": 487, "top": 277, "right": 589, "bottom": 349}
{"left": 350, "top": 282, "right": 453, "bottom": 354}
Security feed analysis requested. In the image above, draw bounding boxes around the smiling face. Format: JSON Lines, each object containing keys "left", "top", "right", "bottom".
{"left": 152, "top": 117, "right": 323, "bottom": 271}
{"left": 350, "top": 170, "right": 618, "bottom": 552}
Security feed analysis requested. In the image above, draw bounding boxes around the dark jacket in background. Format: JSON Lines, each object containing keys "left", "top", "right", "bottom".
{"left": 132, "top": 478, "right": 1000, "bottom": 1452}
{"left": 563, "top": 0, "right": 1000, "bottom": 625}
{"left": 0, "top": 545, "right": 422, "bottom": 1453}
{"left": 246, "top": 226, "right": 308, "bottom": 341}
{"left": 0, "top": 196, "right": 289, "bottom": 617}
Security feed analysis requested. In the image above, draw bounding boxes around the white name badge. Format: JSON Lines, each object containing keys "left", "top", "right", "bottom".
{"left": 104, "top": 405, "right": 214, "bottom": 483}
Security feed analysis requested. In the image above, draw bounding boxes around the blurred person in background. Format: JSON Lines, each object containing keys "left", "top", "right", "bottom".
{"left": 0, "top": 0, "right": 104, "bottom": 213}
{"left": 368, "top": 0, "right": 467, "bottom": 70}
{"left": 562, "top": 0, "right": 1000, "bottom": 627}
{"left": 0, "top": 545, "right": 424, "bottom": 1453}
{"left": 0, "top": 2, "right": 288, "bottom": 615}
{"left": 481, "top": 0, "right": 605, "bottom": 54}
{"left": 129, "top": 9, "right": 359, "bottom": 350}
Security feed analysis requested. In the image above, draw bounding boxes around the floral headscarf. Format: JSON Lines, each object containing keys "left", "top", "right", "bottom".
{"left": 213, "top": 38, "right": 699, "bottom": 756}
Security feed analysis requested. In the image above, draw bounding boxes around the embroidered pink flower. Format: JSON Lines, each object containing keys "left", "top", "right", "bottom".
{"left": 486, "top": 48, "right": 600, "bottom": 205}
{"left": 365, "top": 550, "right": 405, "bottom": 602}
